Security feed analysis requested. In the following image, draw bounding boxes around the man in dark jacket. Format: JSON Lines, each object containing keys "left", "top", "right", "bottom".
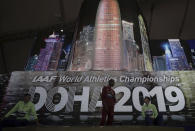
{"left": 100, "top": 79, "right": 116, "bottom": 126}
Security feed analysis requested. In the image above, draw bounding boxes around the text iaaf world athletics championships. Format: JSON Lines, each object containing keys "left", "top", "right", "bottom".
{"left": 32, "top": 75, "right": 180, "bottom": 83}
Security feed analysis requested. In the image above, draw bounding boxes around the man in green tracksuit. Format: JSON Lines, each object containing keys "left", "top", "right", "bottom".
{"left": 1, "top": 94, "right": 38, "bottom": 128}
{"left": 142, "top": 97, "right": 158, "bottom": 125}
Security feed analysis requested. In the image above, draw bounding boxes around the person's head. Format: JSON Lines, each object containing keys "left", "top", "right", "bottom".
{"left": 144, "top": 96, "right": 150, "bottom": 104}
{"left": 108, "top": 79, "right": 115, "bottom": 87}
{"left": 23, "top": 94, "right": 31, "bottom": 103}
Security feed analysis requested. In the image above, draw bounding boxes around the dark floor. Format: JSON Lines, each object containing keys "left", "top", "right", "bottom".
{"left": 2, "top": 126, "right": 185, "bottom": 131}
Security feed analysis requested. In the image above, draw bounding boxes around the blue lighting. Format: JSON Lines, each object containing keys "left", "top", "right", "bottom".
{"left": 65, "top": 44, "right": 72, "bottom": 52}
{"left": 161, "top": 42, "right": 172, "bottom": 58}
{"left": 161, "top": 42, "right": 170, "bottom": 50}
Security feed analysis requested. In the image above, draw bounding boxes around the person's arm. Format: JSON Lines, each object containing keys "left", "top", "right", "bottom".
{"left": 101, "top": 87, "right": 109, "bottom": 111}
{"left": 5, "top": 102, "right": 20, "bottom": 118}
{"left": 101, "top": 87, "right": 106, "bottom": 100}
{"left": 113, "top": 90, "right": 116, "bottom": 104}
{"left": 141, "top": 106, "right": 145, "bottom": 118}
{"left": 152, "top": 104, "right": 158, "bottom": 118}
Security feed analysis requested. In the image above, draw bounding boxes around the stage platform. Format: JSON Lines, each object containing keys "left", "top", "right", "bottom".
{"left": 3, "top": 126, "right": 184, "bottom": 131}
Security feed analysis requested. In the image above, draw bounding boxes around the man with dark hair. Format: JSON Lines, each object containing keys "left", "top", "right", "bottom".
{"left": 142, "top": 96, "right": 158, "bottom": 125}
{"left": 0, "top": 94, "right": 39, "bottom": 128}
{"left": 100, "top": 79, "right": 116, "bottom": 126}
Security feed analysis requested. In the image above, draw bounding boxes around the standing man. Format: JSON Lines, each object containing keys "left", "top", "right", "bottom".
{"left": 100, "top": 79, "right": 116, "bottom": 126}
{"left": 142, "top": 97, "right": 158, "bottom": 125}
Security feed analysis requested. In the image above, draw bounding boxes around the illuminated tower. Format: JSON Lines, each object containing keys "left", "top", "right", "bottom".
{"left": 168, "top": 39, "right": 190, "bottom": 70}
{"left": 122, "top": 21, "right": 134, "bottom": 70}
{"left": 34, "top": 33, "right": 64, "bottom": 71}
{"left": 70, "top": 26, "right": 94, "bottom": 71}
{"left": 93, "top": 0, "right": 123, "bottom": 70}
{"left": 138, "top": 15, "right": 153, "bottom": 71}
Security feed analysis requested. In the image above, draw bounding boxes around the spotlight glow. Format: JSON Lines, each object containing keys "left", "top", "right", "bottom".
{"left": 161, "top": 43, "right": 170, "bottom": 50}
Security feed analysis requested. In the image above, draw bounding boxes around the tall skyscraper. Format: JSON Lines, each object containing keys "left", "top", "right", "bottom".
{"left": 138, "top": 15, "right": 153, "bottom": 71}
{"left": 58, "top": 44, "right": 72, "bottom": 71}
{"left": 47, "top": 35, "right": 64, "bottom": 71}
{"left": 122, "top": 20, "right": 145, "bottom": 71}
{"left": 70, "top": 25, "right": 94, "bottom": 71}
{"left": 34, "top": 44, "right": 54, "bottom": 71}
{"left": 126, "top": 41, "right": 145, "bottom": 71}
{"left": 160, "top": 39, "right": 190, "bottom": 71}
{"left": 168, "top": 39, "right": 190, "bottom": 70}
{"left": 122, "top": 21, "right": 134, "bottom": 70}
{"left": 34, "top": 33, "right": 64, "bottom": 71}
{"left": 93, "top": 0, "right": 123, "bottom": 70}
{"left": 122, "top": 21, "right": 135, "bottom": 42}
{"left": 153, "top": 56, "right": 166, "bottom": 71}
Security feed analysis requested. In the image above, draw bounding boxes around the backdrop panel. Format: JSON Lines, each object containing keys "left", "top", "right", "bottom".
{"left": 1, "top": 71, "right": 195, "bottom": 126}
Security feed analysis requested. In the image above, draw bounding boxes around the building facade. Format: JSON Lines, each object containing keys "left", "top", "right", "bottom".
{"left": 122, "top": 20, "right": 145, "bottom": 71}
{"left": 70, "top": 25, "right": 94, "bottom": 71}
{"left": 138, "top": 15, "right": 153, "bottom": 71}
{"left": 93, "top": 0, "right": 123, "bottom": 70}
{"left": 33, "top": 33, "right": 64, "bottom": 71}
{"left": 168, "top": 39, "right": 190, "bottom": 70}
{"left": 153, "top": 56, "right": 166, "bottom": 71}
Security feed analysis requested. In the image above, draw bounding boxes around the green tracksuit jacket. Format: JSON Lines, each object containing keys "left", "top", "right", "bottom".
{"left": 142, "top": 103, "right": 158, "bottom": 119}
{"left": 5, "top": 101, "right": 38, "bottom": 121}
